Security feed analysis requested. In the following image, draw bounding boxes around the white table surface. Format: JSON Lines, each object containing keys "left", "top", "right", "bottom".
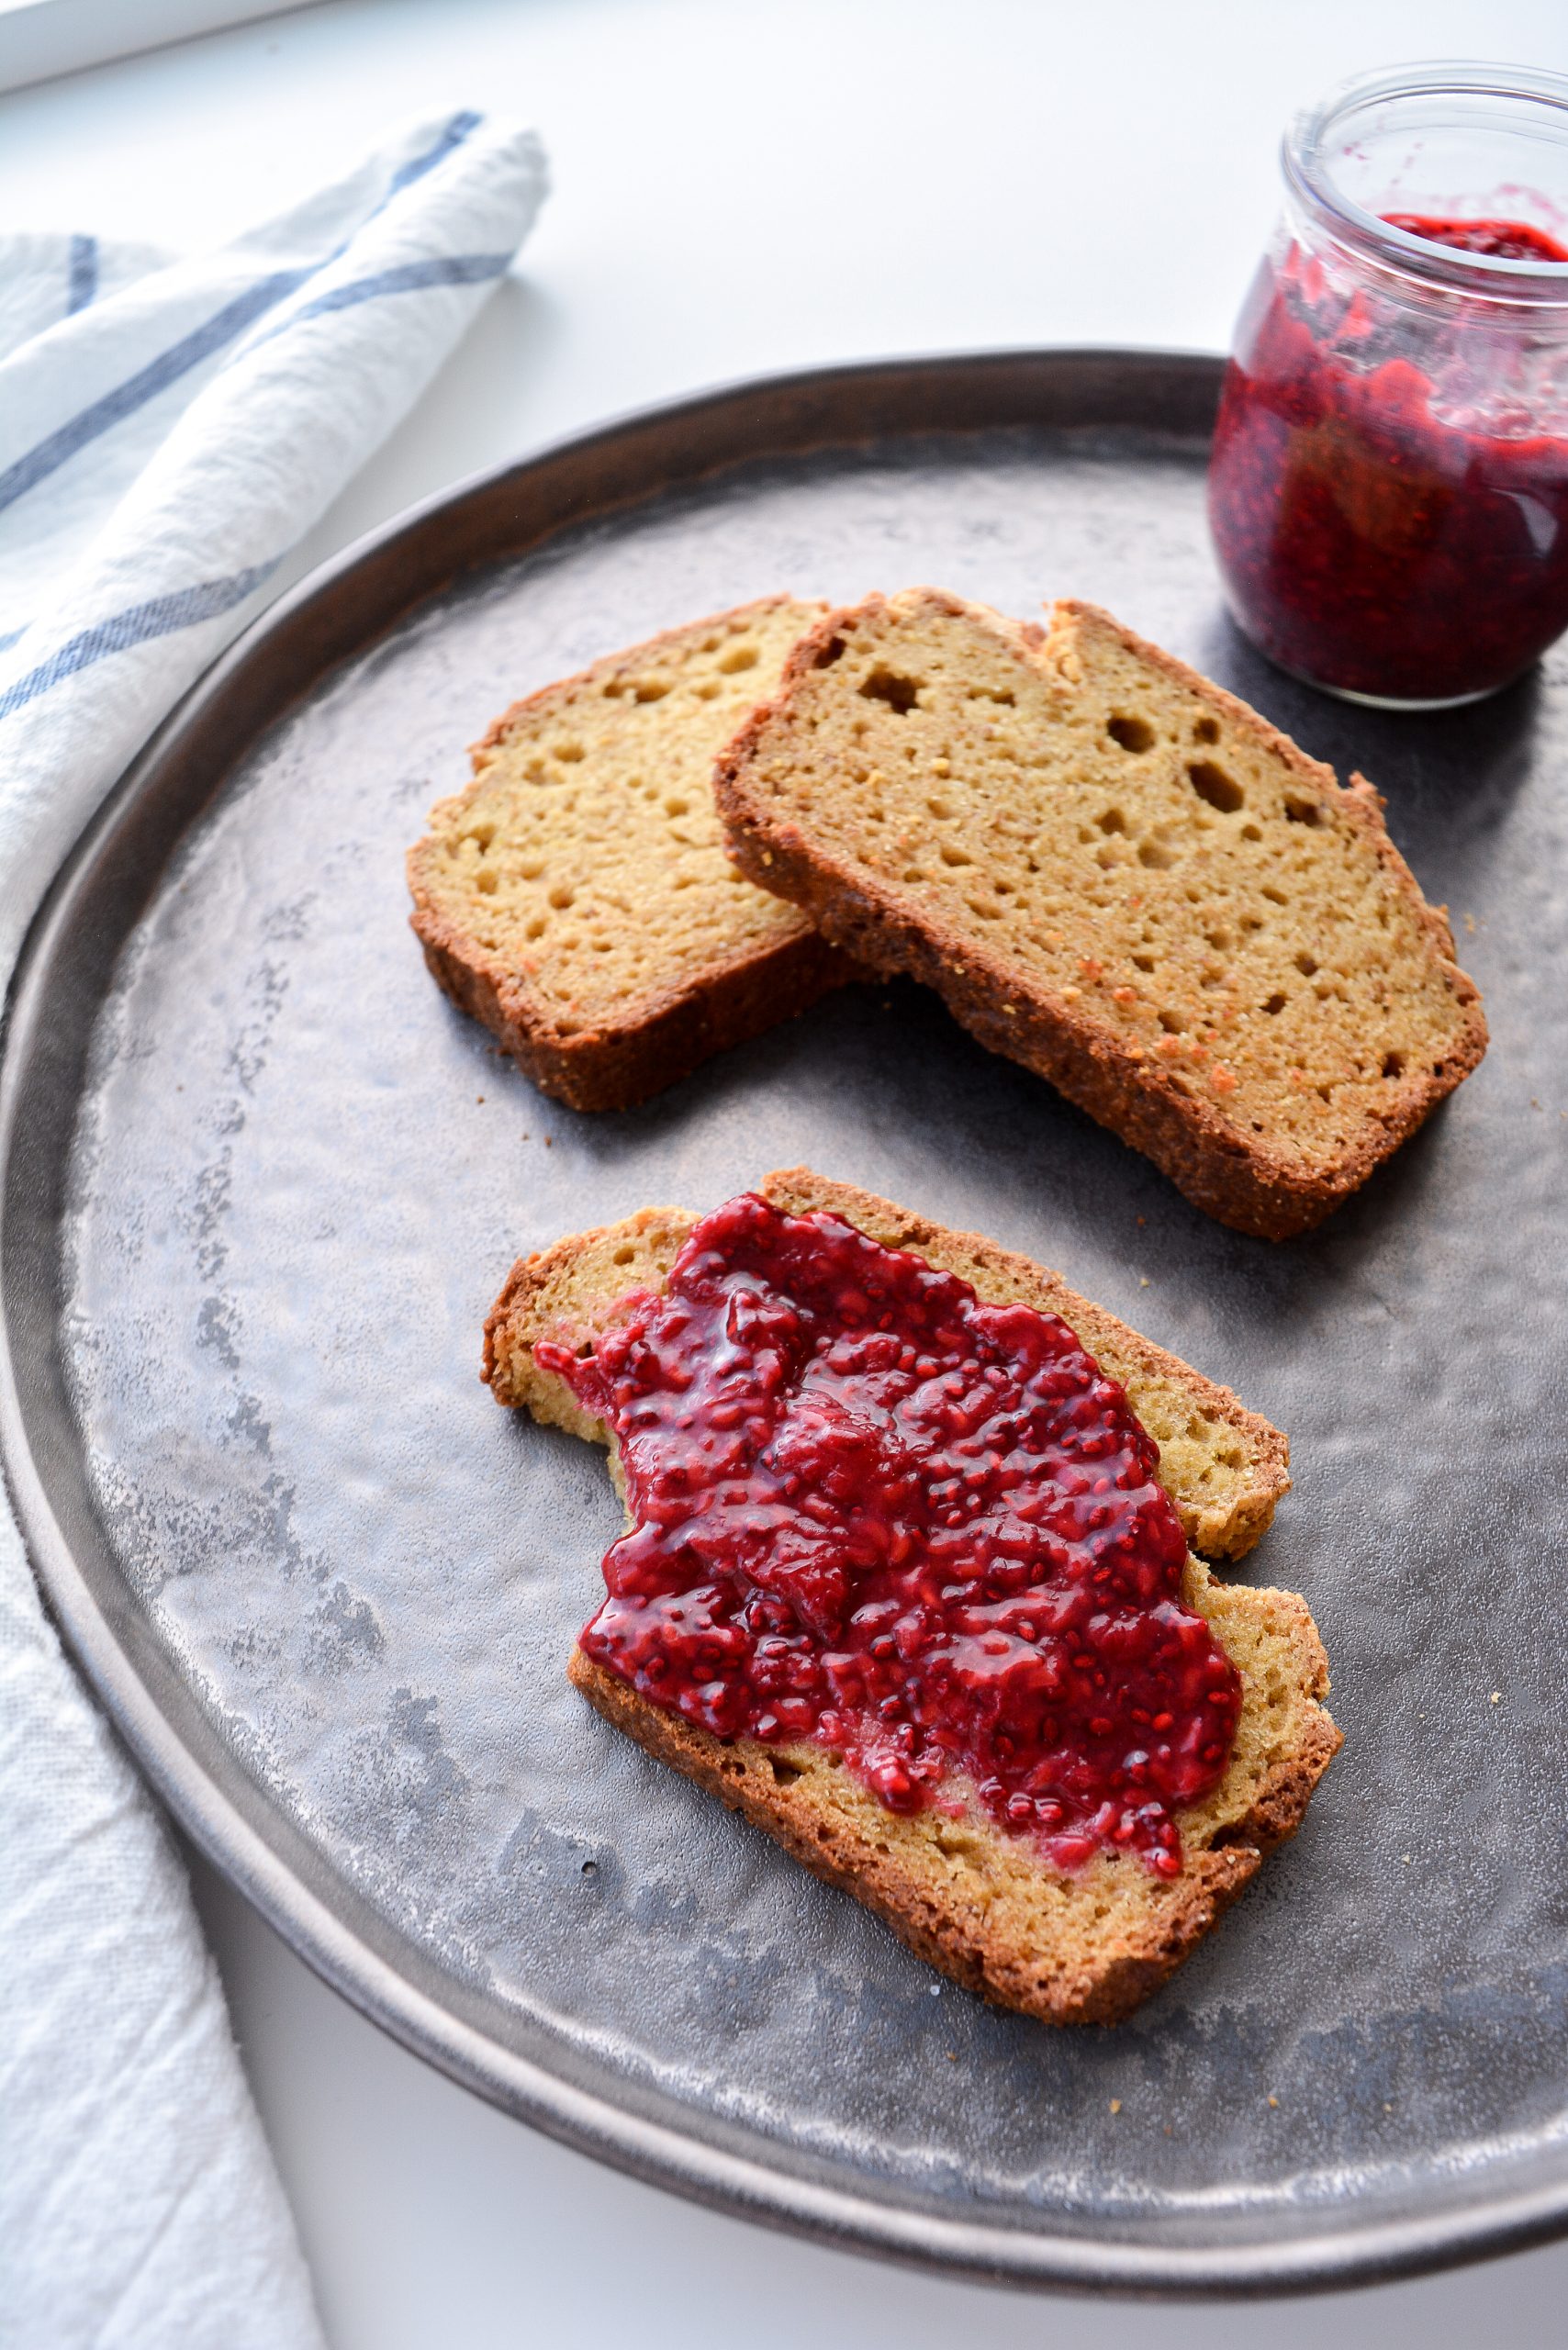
{"left": 6, "top": 3, "right": 1568, "bottom": 2342}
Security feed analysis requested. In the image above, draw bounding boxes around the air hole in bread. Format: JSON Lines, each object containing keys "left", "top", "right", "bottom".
{"left": 1261, "top": 885, "right": 1287, "bottom": 905}
{"left": 1240, "top": 822, "right": 1262, "bottom": 842}
{"left": 633, "top": 679, "right": 668, "bottom": 702}
{"left": 525, "top": 916, "right": 546, "bottom": 941}
{"left": 694, "top": 680, "right": 721, "bottom": 700}
{"left": 859, "top": 666, "right": 922, "bottom": 714}
{"left": 812, "top": 634, "right": 846, "bottom": 668}
{"left": 969, "top": 684, "right": 1016, "bottom": 706}
{"left": 767, "top": 1756, "right": 804, "bottom": 1786}
{"left": 927, "top": 797, "right": 953, "bottom": 820}
{"left": 1133, "top": 954, "right": 1155, "bottom": 972}
{"left": 1295, "top": 950, "right": 1318, "bottom": 977}
{"left": 718, "top": 643, "right": 759, "bottom": 674}
{"left": 966, "top": 898, "right": 1001, "bottom": 921}
{"left": 1383, "top": 1050, "right": 1405, "bottom": 1078}
{"left": 1188, "top": 761, "right": 1245, "bottom": 815}
{"left": 1263, "top": 992, "right": 1287, "bottom": 1014}
{"left": 664, "top": 797, "right": 689, "bottom": 818}
{"left": 554, "top": 742, "right": 585, "bottom": 763}
{"left": 1097, "top": 808, "right": 1126, "bottom": 835}
{"left": 1193, "top": 714, "right": 1221, "bottom": 745}
{"left": 1205, "top": 927, "right": 1234, "bottom": 953}
{"left": 1107, "top": 713, "right": 1154, "bottom": 754}
{"left": 1138, "top": 834, "right": 1176, "bottom": 870}
{"left": 939, "top": 844, "right": 973, "bottom": 867}
{"left": 476, "top": 869, "right": 498, "bottom": 894}
{"left": 465, "top": 822, "right": 496, "bottom": 851}
{"left": 1284, "top": 797, "right": 1321, "bottom": 825}
{"left": 549, "top": 884, "right": 576, "bottom": 911}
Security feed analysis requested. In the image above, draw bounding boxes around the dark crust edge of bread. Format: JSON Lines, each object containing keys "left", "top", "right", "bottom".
{"left": 711, "top": 591, "right": 1489, "bottom": 1240}
{"left": 480, "top": 1163, "right": 1291, "bottom": 1561}
{"left": 569, "top": 1648, "right": 1341, "bottom": 2027}
{"left": 412, "top": 920, "right": 857, "bottom": 1113}
{"left": 406, "top": 596, "right": 857, "bottom": 1113}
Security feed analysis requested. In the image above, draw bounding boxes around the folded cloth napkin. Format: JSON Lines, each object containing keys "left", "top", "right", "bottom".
{"left": 0, "top": 113, "right": 546, "bottom": 2349}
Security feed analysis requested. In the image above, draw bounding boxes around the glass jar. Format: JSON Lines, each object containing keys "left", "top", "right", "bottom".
{"left": 1207, "top": 63, "right": 1568, "bottom": 709}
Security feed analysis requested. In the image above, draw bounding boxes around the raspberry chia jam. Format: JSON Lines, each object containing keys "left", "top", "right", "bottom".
{"left": 537, "top": 1195, "right": 1241, "bottom": 1878}
{"left": 1208, "top": 64, "right": 1568, "bottom": 709}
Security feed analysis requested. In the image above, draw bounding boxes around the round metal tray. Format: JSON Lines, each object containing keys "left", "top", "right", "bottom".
{"left": 4, "top": 350, "right": 1564, "bottom": 2295}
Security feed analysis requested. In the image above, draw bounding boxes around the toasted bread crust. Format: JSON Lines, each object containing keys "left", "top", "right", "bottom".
{"left": 569, "top": 1642, "right": 1337, "bottom": 2026}
{"left": 408, "top": 597, "right": 857, "bottom": 1113}
{"left": 413, "top": 920, "right": 853, "bottom": 1113}
{"left": 484, "top": 1167, "right": 1290, "bottom": 1560}
{"left": 712, "top": 593, "right": 1488, "bottom": 1238}
{"left": 485, "top": 1170, "right": 1340, "bottom": 2023}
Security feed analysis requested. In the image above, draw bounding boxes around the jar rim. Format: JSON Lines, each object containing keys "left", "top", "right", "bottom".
{"left": 1284, "top": 61, "right": 1568, "bottom": 299}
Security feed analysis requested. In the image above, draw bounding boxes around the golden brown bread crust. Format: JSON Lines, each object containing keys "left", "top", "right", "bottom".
{"left": 485, "top": 1169, "right": 1340, "bottom": 2023}
{"left": 712, "top": 593, "right": 1488, "bottom": 1238}
{"left": 414, "top": 921, "right": 853, "bottom": 1114}
{"left": 483, "top": 1165, "right": 1291, "bottom": 1560}
{"left": 408, "top": 597, "right": 858, "bottom": 1113}
{"left": 568, "top": 1642, "right": 1338, "bottom": 2026}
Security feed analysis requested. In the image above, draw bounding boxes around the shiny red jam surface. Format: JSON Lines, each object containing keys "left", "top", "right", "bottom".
{"left": 537, "top": 1195, "right": 1241, "bottom": 1876}
{"left": 1208, "top": 218, "right": 1568, "bottom": 701}
{"left": 1383, "top": 215, "right": 1568, "bottom": 263}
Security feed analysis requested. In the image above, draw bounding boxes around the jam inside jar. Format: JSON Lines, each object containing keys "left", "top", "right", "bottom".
{"left": 1208, "top": 64, "right": 1568, "bottom": 709}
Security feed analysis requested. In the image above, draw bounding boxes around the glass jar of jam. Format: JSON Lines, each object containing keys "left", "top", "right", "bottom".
{"left": 1208, "top": 63, "right": 1568, "bottom": 709}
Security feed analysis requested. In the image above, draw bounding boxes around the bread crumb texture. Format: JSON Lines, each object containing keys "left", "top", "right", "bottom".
{"left": 484, "top": 1169, "right": 1338, "bottom": 2022}
{"left": 408, "top": 597, "right": 849, "bottom": 1110}
{"left": 714, "top": 591, "right": 1487, "bottom": 1236}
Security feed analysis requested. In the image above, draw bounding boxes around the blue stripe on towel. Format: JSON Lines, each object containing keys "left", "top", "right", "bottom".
{"left": 244, "top": 250, "right": 511, "bottom": 349}
{"left": 67, "top": 235, "right": 98, "bottom": 315}
{"left": 0, "top": 110, "right": 487, "bottom": 522}
{"left": 0, "top": 271, "right": 312, "bottom": 519}
{"left": 0, "top": 561, "right": 281, "bottom": 722}
{"left": 386, "top": 109, "right": 482, "bottom": 196}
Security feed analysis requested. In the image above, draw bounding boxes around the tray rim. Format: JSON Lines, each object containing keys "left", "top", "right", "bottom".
{"left": 5, "top": 343, "right": 1565, "bottom": 2299}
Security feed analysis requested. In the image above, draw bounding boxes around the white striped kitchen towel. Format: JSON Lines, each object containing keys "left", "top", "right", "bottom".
{"left": 0, "top": 110, "right": 545, "bottom": 2350}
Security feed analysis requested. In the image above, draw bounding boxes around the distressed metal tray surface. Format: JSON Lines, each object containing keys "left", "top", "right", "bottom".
{"left": 3, "top": 352, "right": 1564, "bottom": 2296}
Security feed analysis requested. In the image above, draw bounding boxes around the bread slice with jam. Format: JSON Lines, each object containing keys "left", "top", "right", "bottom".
{"left": 712, "top": 592, "right": 1487, "bottom": 1237}
{"left": 408, "top": 597, "right": 855, "bottom": 1112}
{"left": 483, "top": 1168, "right": 1339, "bottom": 2025}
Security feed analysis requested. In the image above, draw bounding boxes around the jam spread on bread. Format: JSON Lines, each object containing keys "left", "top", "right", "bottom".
{"left": 537, "top": 1195, "right": 1240, "bottom": 1875}
{"left": 1208, "top": 216, "right": 1568, "bottom": 702}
